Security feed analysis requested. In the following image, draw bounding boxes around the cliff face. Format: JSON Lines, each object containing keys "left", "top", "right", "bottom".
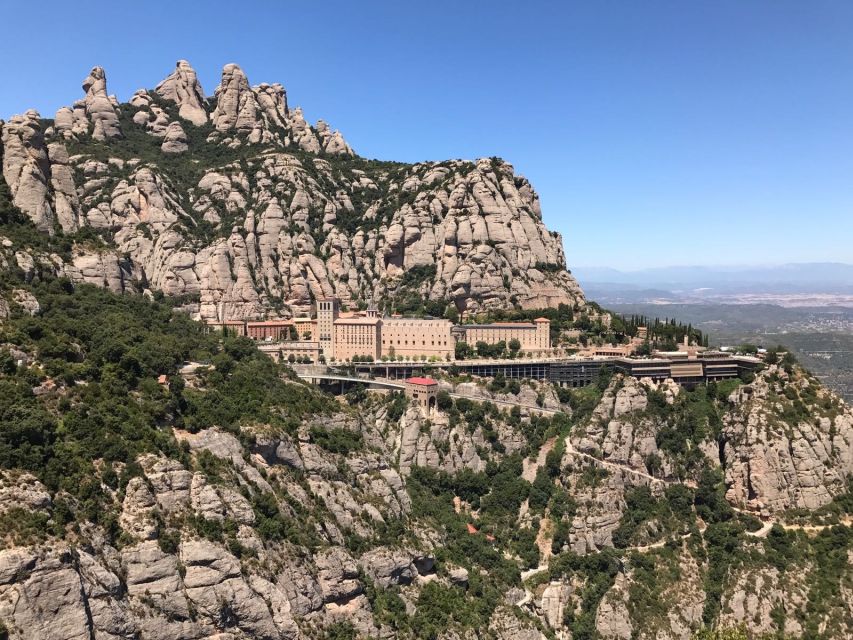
{"left": 0, "top": 277, "right": 851, "bottom": 640}
{"left": 0, "top": 60, "right": 584, "bottom": 318}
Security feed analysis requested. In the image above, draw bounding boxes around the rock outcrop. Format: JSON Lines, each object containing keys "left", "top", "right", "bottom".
{"left": 0, "top": 355, "right": 850, "bottom": 639}
{"left": 2, "top": 60, "right": 584, "bottom": 317}
{"left": 723, "top": 364, "right": 853, "bottom": 512}
{"left": 1, "top": 111, "right": 53, "bottom": 231}
{"left": 161, "top": 121, "right": 188, "bottom": 153}
{"left": 155, "top": 59, "right": 208, "bottom": 126}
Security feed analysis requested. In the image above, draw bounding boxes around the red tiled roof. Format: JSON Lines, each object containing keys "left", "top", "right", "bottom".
{"left": 534, "top": 317, "right": 550, "bottom": 323}
{"left": 466, "top": 523, "right": 479, "bottom": 534}
{"left": 406, "top": 377, "right": 438, "bottom": 386}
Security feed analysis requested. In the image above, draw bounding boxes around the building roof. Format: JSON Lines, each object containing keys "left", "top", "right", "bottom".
{"left": 534, "top": 317, "right": 550, "bottom": 323}
{"left": 406, "top": 376, "right": 438, "bottom": 386}
{"left": 383, "top": 316, "right": 450, "bottom": 325}
{"left": 334, "top": 317, "right": 381, "bottom": 325}
{"left": 246, "top": 319, "right": 294, "bottom": 326}
{"left": 461, "top": 323, "right": 537, "bottom": 329}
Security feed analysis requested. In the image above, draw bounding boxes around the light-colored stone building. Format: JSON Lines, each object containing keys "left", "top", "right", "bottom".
{"left": 258, "top": 341, "right": 321, "bottom": 363}
{"left": 204, "top": 319, "right": 247, "bottom": 337}
{"left": 404, "top": 377, "right": 438, "bottom": 413}
{"left": 381, "top": 317, "right": 454, "bottom": 359}
{"left": 454, "top": 318, "right": 550, "bottom": 352}
{"left": 317, "top": 297, "right": 340, "bottom": 360}
{"left": 246, "top": 320, "right": 295, "bottom": 341}
{"left": 333, "top": 316, "right": 382, "bottom": 361}
{"left": 210, "top": 298, "right": 553, "bottom": 363}
{"left": 294, "top": 316, "right": 316, "bottom": 341}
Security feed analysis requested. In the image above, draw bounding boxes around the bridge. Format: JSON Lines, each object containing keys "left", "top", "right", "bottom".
{"left": 295, "top": 368, "right": 406, "bottom": 392}
{"left": 292, "top": 366, "right": 562, "bottom": 416}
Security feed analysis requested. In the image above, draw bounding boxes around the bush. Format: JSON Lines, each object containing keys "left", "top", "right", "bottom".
{"left": 309, "top": 426, "right": 363, "bottom": 455}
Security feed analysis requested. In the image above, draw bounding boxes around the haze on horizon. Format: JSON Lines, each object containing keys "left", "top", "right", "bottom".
{"left": 1, "top": 0, "right": 850, "bottom": 270}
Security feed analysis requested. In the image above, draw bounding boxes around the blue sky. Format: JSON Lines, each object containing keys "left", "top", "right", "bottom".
{"left": 1, "top": 0, "right": 851, "bottom": 269}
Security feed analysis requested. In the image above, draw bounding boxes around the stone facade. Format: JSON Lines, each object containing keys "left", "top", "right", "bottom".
{"left": 317, "top": 298, "right": 340, "bottom": 360}
{"left": 333, "top": 317, "right": 382, "bottom": 362}
{"left": 404, "top": 377, "right": 438, "bottom": 413}
{"left": 206, "top": 299, "right": 552, "bottom": 363}
{"left": 454, "top": 318, "right": 550, "bottom": 352}
{"left": 245, "top": 320, "right": 295, "bottom": 341}
{"left": 381, "top": 317, "right": 454, "bottom": 360}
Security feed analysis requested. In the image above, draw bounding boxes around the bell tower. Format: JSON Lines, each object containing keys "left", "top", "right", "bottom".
{"left": 317, "top": 297, "right": 339, "bottom": 359}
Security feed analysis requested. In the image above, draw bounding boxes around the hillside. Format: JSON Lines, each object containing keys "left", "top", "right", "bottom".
{"left": 0, "top": 280, "right": 852, "bottom": 639}
{"left": 1, "top": 60, "right": 852, "bottom": 640}
{"left": 0, "top": 61, "right": 583, "bottom": 320}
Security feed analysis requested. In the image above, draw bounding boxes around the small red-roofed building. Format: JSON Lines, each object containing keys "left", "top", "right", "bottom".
{"left": 404, "top": 376, "right": 438, "bottom": 413}
{"left": 466, "top": 523, "right": 479, "bottom": 535}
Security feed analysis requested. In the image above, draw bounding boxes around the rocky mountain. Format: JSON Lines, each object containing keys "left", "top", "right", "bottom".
{"left": 0, "top": 60, "right": 584, "bottom": 319}
{"left": 0, "top": 281, "right": 851, "bottom": 639}
{"left": 1, "top": 59, "right": 851, "bottom": 640}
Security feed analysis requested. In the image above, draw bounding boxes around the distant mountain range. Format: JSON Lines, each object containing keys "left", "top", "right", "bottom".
{"left": 574, "top": 263, "right": 853, "bottom": 305}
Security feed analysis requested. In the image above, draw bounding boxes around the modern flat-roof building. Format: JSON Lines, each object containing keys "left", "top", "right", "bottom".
{"left": 612, "top": 353, "right": 759, "bottom": 385}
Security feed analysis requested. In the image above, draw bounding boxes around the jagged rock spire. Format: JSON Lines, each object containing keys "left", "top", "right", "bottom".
{"left": 81, "top": 66, "right": 122, "bottom": 141}
{"left": 155, "top": 60, "right": 208, "bottom": 126}
{"left": 211, "top": 63, "right": 256, "bottom": 133}
{"left": 0, "top": 110, "right": 54, "bottom": 231}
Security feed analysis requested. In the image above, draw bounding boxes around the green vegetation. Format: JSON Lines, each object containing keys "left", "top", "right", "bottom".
{"left": 548, "top": 550, "right": 620, "bottom": 640}
{"left": 309, "top": 425, "right": 364, "bottom": 455}
{"left": 0, "top": 277, "right": 334, "bottom": 540}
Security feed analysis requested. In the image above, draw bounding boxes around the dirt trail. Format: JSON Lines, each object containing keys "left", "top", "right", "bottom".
{"left": 522, "top": 436, "right": 558, "bottom": 482}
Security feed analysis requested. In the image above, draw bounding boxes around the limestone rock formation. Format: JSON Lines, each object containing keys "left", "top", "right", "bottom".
{"left": 722, "top": 364, "right": 853, "bottom": 512}
{"left": 211, "top": 63, "right": 257, "bottom": 134}
{"left": 1, "top": 60, "right": 584, "bottom": 317}
{"left": 81, "top": 66, "right": 123, "bottom": 141}
{"left": 155, "top": 59, "right": 208, "bottom": 126}
{"left": 161, "top": 121, "right": 188, "bottom": 153}
{"left": 1, "top": 111, "right": 53, "bottom": 231}
{"left": 53, "top": 66, "right": 123, "bottom": 142}
{"left": 0, "top": 356, "right": 849, "bottom": 638}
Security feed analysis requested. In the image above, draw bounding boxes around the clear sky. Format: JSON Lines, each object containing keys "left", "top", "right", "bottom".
{"left": 1, "top": 0, "right": 851, "bottom": 269}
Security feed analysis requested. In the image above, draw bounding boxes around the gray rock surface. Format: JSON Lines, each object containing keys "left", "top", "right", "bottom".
{"left": 1, "top": 111, "right": 53, "bottom": 231}
{"left": 81, "top": 66, "right": 123, "bottom": 141}
{"left": 723, "top": 365, "right": 853, "bottom": 512}
{"left": 2, "top": 62, "right": 584, "bottom": 318}
{"left": 161, "top": 121, "right": 189, "bottom": 153}
{"left": 155, "top": 59, "right": 208, "bottom": 126}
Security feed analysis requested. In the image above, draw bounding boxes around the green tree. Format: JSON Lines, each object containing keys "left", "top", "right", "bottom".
{"left": 455, "top": 341, "right": 472, "bottom": 360}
